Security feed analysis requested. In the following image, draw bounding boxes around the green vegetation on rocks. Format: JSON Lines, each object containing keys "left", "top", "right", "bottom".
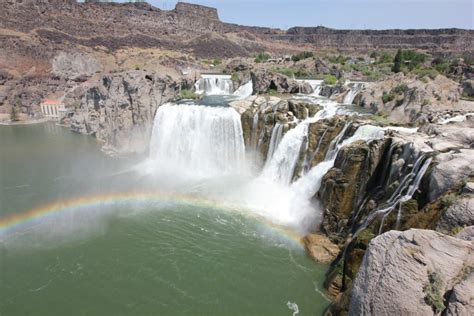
{"left": 324, "top": 75, "right": 338, "bottom": 85}
{"left": 423, "top": 271, "right": 445, "bottom": 314}
{"left": 292, "top": 51, "right": 314, "bottom": 62}
{"left": 254, "top": 52, "right": 271, "bottom": 63}
{"left": 179, "top": 89, "right": 198, "bottom": 100}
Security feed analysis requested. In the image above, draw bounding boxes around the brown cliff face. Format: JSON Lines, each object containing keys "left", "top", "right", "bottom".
{"left": 278, "top": 26, "right": 474, "bottom": 52}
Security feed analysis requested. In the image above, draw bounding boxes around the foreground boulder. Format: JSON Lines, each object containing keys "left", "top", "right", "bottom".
{"left": 350, "top": 229, "right": 474, "bottom": 315}
{"left": 70, "top": 71, "right": 179, "bottom": 155}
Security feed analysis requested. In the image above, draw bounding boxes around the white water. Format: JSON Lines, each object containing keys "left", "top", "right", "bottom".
{"left": 233, "top": 80, "right": 253, "bottom": 99}
{"left": 439, "top": 113, "right": 473, "bottom": 125}
{"left": 292, "top": 125, "right": 385, "bottom": 200}
{"left": 343, "top": 82, "right": 365, "bottom": 104}
{"left": 261, "top": 102, "right": 340, "bottom": 185}
{"left": 297, "top": 79, "right": 323, "bottom": 96}
{"left": 195, "top": 74, "right": 233, "bottom": 95}
{"left": 148, "top": 103, "right": 245, "bottom": 179}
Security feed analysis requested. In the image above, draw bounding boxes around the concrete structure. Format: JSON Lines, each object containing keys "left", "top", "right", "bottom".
{"left": 40, "top": 99, "right": 66, "bottom": 120}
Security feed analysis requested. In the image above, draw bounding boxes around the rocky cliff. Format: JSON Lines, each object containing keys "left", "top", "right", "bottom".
{"left": 277, "top": 26, "right": 474, "bottom": 52}
{"left": 350, "top": 229, "right": 473, "bottom": 315}
{"left": 70, "top": 71, "right": 179, "bottom": 155}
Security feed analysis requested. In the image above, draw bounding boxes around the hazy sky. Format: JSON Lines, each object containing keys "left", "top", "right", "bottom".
{"left": 144, "top": 0, "right": 473, "bottom": 30}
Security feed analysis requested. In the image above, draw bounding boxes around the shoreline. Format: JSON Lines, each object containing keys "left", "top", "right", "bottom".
{"left": 0, "top": 118, "right": 52, "bottom": 126}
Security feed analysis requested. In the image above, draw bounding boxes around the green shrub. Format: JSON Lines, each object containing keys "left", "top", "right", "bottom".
{"left": 412, "top": 67, "right": 439, "bottom": 80}
{"left": 382, "top": 92, "right": 395, "bottom": 104}
{"left": 392, "top": 49, "right": 427, "bottom": 73}
{"left": 230, "top": 72, "right": 239, "bottom": 82}
{"left": 255, "top": 52, "right": 271, "bottom": 63}
{"left": 212, "top": 58, "right": 222, "bottom": 66}
{"left": 276, "top": 67, "right": 311, "bottom": 78}
{"left": 292, "top": 51, "right": 314, "bottom": 62}
{"left": 328, "top": 55, "right": 348, "bottom": 65}
{"left": 324, "top": 75, "right": 338, "bottom": 85}
{"left": 180, "top": 89, "right": 198, "bottom": 100}
{"left": 440, "top": 193, "right": 457, "bottom": 208}
{"left": 377, "top": 52, "right": 394, "bottom": 64}
{"left": 423, "top": 271, "right": 445, "bottom": 314}
{"left": 267, "top": 88, "right": 279, "bottom": 96}
{"left": 392, "top": 84, "right": 409, "bottom": 95}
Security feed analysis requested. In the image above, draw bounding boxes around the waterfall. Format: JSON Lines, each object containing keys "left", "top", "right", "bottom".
{"left": 343, "top": 82, "right": 365, "bottom": 104}
{"left": 266, "top": 123, "right": 284, "bottom": 160}
{"left": 233, "top": 81, "right": 253, "bottom": 99}
{"left": 351, "top": 154, "right": 432, "bottom": 237}
{"left": 261, "top": 102, "right": 341, "bottom": 185}
{"left": 195, "top": 75, "right": 234, "bottom": 95}
{"left": 149, "top": 103, "right": 245, "bottom": 178}
{"left": 296, "top": 79, "right": 324, "bottom": 96}
{"left": 292, "top": 125, "right": 385, "bottom": 199}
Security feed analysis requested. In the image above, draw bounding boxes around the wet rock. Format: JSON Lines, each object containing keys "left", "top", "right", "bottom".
{"left": 303, "top": 234, "right": 340, "bottom": 264}
{"left": 319, "top": 138, "right": 388, "bottom": 241}
{"left": 350, "top": 229, "right": 474, "bottom": 315}
{"left": 70, "top": 71, "right": 179, "bottom": 155}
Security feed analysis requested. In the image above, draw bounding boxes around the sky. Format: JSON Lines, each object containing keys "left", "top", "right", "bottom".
{"left": 144, "top": 0, "right": 473, "bottom": 30}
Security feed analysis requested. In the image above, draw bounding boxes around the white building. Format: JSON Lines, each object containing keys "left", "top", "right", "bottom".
{"left": 40, "top": 99, "right": 66, "bottom": 120}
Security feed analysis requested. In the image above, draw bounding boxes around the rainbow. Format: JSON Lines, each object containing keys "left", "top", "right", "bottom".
{"left": 0, "top": 191, "right": 302, "bottom": 244}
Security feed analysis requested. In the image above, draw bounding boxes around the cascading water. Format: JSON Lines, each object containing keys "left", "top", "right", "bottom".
{"left": 149, "top": 103, "right": 245, "bottom": 179}
{"left": 297, "top": 79, "right": 324, "bottom": 96}
{"left": 195, "top": 74, "right": 234, "bottom": 95}
{"left": 292, "top": 124, "right": 385, "bottom": 199}
{"left": 343, "top": 82, "right": 365, "bottom": 104}
{"left": 233, "top": 80, "right": 253, "bottom": 99}
{"left": 351, "top": 154, "right": 432, "bottom": 238}
{"left": 261, "top": 102, "right": 341, "bottom": 185}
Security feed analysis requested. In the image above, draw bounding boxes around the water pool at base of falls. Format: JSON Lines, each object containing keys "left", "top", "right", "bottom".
{"left": 0, "top": 124, "right": 330, "bottom": 315}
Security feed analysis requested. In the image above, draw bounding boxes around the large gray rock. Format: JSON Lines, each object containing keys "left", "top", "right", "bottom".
{"left": 251, "top": 70, "right": 311, "bottom": 94}
{"left": 428, "top": 149, "right": 474, "bottom": 201}
{"left": 52, "top": 52, "right": 102, "bottom": 80}
{"left": 350, "top": 229, "right": 474, "bottom": 316}
{"left": 70, "top": 71, "right": 179, "bottom": 155}
{"left": 437, "top": 196, "right": 474, "bottom": 234}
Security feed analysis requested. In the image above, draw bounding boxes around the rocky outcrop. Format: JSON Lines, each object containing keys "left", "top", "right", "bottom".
{"left": 350, "top": 229, "right": 474, "bottom": 315}
{"left": 278, "top": 26, "right": 474, "bottom": 52}
{"left": 303, "top": 234, "right": 340, "bottom": 264}
{"left": 436, "top": 196, "right": 474, "bottom": 234}
{"left": 355, "top": 73, "right": 463, "bottom": 124}
{"left": 236, "top": 96, "right": 319, "bottom": 164}
{"left": 52, "top": 52, "right": 102, "bottom": 80}
{"left": 428, "top": 149, "right": 474, "bottom": 201}
{"left": 70, "top": 71, "right": 179, "bottom": 155}
{"left": 319, "top": 138, "right": 388, "bottom": 241}
{"left": 252, "top": 70, "right": 312, "bottom": 94}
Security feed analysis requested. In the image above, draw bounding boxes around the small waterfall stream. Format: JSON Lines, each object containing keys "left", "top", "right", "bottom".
{"left": 195, "top": 74, "right": 234, "bottom": 95}
{"left": 343, "top": 82, "right": 365, "bottom": 104}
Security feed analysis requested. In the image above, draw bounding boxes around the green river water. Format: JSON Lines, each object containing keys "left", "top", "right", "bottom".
{"left": 0, "top": 123, "right": 329, "bottom": 315}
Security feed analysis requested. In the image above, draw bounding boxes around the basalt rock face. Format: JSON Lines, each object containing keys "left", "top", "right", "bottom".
{"left": 276, "top": 27, "right": 474, "bottom": 52}
{"left": 319, "top": 138, "right": 388, "bottom": 241}
{"left": 52, "top": 52, "right": 102, "bottom": 81}
{"left": 251, "top": 70, "right": 313, "bottom": 94}
{"left": 350, "top": 229, "right": 474, "bottom": 316}
{"left": 238, "top": 96, "right": 319, "bottom": 165}
{"left": 355, "top": 73, "right": 463, "bottom": 125}
{"left": 70, "top": 71, "right": 179, "bottom": 155}
{"left": 436, "top": 196, "right": 474, "bottom": 234}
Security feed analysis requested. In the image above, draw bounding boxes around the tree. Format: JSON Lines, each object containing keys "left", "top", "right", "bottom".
{"left": 392, "top": 49, "right": 402, "bottom": 73}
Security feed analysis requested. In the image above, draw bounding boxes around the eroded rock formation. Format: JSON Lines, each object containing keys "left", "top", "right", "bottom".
{"left": 70, "top": 71, "right": 179, "bottom": 155}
